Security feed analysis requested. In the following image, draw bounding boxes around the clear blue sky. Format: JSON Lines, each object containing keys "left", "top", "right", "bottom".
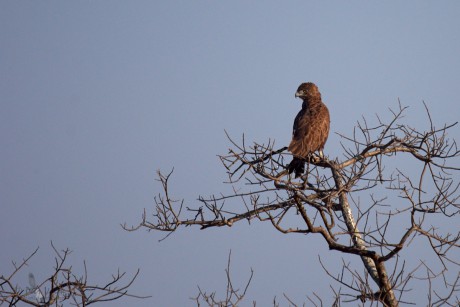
{"left": 1, "top": 1, "right": 459, "bottom": 306}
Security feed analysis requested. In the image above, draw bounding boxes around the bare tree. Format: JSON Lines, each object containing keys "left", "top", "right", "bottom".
{"left": 0, "top": 242, "right": 149, "bottom": 306}
{"left": 124, "top": 103, "right": 460, "bottom": 306}
{"left": 192, "top": 251, "right": 254, "bottom": 307}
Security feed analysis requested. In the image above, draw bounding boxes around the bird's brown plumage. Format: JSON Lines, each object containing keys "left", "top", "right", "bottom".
{"left": 288, "top": 82, "right": 330, "bottom": 177}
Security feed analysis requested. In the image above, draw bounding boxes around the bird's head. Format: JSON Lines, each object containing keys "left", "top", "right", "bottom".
{"left": 295, "top": 82, "right": 321, "bottom": 100}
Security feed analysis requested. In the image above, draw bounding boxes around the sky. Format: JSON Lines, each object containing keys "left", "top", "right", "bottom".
{"left": 1, "top": 1, "right": 460, "bottom": 306}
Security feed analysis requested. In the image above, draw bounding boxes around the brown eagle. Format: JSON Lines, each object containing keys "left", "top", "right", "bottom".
{"left": 287, "top": 82, "right": 330, "bottom": 177}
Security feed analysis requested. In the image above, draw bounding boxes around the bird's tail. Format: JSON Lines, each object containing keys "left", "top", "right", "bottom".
{"left": 287, "top": 157, "right": 305, "bottom": 178}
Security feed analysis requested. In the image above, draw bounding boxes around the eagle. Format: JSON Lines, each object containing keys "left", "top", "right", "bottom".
{"left": 287, "top": 82, "right": 330, "bottom": 178}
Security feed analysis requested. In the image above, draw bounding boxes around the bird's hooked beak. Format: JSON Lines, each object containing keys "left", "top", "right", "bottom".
{"left": 295, "top": 91, "right": 301, "bottom": 98}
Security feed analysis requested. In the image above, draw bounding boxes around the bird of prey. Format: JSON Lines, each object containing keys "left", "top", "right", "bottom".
{"left": 287, "top": 82, "right": 330, "bottom": 177}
